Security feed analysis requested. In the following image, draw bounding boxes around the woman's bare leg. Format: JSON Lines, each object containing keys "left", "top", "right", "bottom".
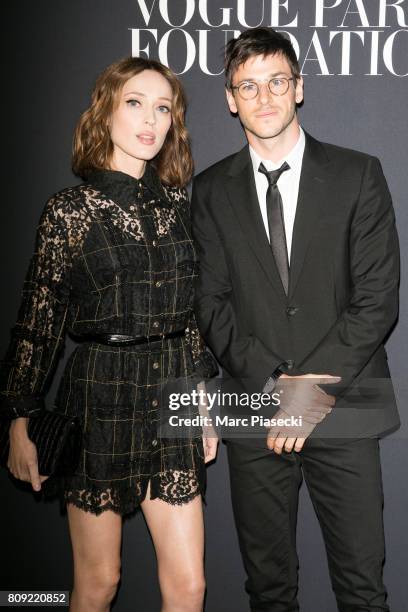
{"left": 67, "top": 503, "right": 122, "bottom": 612}
{"left": 141, "top": 483, "right": 205, "bottom": 612}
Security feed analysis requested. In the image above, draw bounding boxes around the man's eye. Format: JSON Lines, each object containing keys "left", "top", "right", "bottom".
{"left": 271, "top": 79, "right": 284, "bottom": 87}
{"left": 126, "top": 99, "right": 140, "bottom": 107}
{"left": 241, "top": 82, "right": 257, "bottom": 91}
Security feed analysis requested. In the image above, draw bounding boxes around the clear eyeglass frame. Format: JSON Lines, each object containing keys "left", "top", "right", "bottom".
{"left": 231, "top": 77, "right": 295, "bottom": 100}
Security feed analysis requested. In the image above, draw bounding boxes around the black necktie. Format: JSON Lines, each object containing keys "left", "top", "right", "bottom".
{"left": 258, "top": 161, "right": 290, "bottom": 294}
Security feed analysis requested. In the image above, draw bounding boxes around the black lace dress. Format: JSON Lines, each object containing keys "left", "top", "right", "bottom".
{"left": 0, "top": 165, "right": 218, "bottom": 516}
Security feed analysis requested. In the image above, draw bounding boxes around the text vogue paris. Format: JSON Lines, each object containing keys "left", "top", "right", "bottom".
{"left": 130, "top": 0, "right": 408, "bottom": 76}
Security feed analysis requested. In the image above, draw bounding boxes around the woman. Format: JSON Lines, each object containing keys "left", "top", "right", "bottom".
{"left": 1, "top": 57, "right": 219, "bottom": 611}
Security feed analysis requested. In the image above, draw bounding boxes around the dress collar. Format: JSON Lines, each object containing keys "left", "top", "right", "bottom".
{"left": 87, "top": 162, "right": 169, "bottom": 207}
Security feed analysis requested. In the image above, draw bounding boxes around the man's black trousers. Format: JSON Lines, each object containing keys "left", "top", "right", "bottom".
{"left": 226, "top": 437, "right": 389, "bottom": 612}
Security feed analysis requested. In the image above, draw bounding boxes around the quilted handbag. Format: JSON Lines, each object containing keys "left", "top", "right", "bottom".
{"left": 0, "top": 410, "right": 81, "bottom": 477}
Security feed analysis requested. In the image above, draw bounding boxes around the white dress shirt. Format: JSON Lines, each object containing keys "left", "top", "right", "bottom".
{"left": 249, "top": 126, "right": 306, "bottom": 262}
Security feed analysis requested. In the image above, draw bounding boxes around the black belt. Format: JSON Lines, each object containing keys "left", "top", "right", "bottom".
{"left": 75, "top": 329, "right": 186, "bottom": 346}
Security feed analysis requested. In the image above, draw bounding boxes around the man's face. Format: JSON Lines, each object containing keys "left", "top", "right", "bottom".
{"left": 226, "top": 53, "right": 304, "bottom": 143}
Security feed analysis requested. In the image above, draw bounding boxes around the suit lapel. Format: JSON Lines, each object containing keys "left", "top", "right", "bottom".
{"left": 289, "top": 132, "right": 331, "bottom": 298}
{"left": 225, "top": 145, "right": 288, "bottom": 300}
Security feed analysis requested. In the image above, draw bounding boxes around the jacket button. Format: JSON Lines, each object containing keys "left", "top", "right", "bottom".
{"left": 152, "top": 240, "right": 158, "bottom": 247}
{"left": 152, "top": 439, "right": 158, "bottom": 447}
{"left": 152, "top": 320, "right": 159, "bottom": 328}
{"left": 286, "top": 359, "right": 294, "bottom": 370}
{"left": 155, "top": 281, "right": 162, "bottom": 287}
{"left": 152, "top": 399, "right": 158, "bottom": 407}
{"left": 152, "top": 361, "right": 160, "bottom": 369}
{"left": 286, "top": 306, "right": 299, "bottom": 316}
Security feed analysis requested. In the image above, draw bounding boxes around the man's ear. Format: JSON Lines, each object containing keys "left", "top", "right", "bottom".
{"left": 225, "top": 88, "right": 238, "bottom": 114}
{"left": 295, "top": 76, "right": 304, "bottom": 105}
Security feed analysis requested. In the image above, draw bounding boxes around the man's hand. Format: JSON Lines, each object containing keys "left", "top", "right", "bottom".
{"left": 266, "top": 373, "right": 341, "bottom": 453}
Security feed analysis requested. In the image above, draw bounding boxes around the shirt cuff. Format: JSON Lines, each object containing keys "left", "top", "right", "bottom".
{"left": 262, "top": 363, "right": 287, "bottom": 394}
{"left": 193, "top": 350, "right": 219, "bottom": 381}
{"left": 0, "top": 394, "right": 45, "bottom": 419}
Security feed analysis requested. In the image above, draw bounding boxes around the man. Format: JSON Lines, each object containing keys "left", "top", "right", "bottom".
{"left": 192, "top": 28, "right": 400, "bottom": 612}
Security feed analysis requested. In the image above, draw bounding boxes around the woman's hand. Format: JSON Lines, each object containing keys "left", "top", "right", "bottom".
{"left": 197, "top": 380, "right": 219, "bottom": 463}
{"left": 203, "top": 431, "right": 218, "bottom": 463}
{"left": 7, "top": 418, "right": 49, "bottom": 492}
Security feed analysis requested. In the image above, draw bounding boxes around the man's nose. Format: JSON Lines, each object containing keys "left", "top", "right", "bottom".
{"left": 258, "top": 82, "right": 272, "bottom": 105}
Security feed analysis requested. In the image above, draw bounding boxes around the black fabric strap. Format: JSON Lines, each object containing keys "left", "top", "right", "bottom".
{"left": 74, "top": 329, "right": 186, "bottom": 346}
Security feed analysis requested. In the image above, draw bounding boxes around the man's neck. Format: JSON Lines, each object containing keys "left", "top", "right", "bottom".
{"left": 247, "top": 121, "right": 301, "bottom": 164}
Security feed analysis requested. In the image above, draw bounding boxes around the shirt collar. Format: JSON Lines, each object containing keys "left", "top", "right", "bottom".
{"left": 249, "top": 125, "right": 306, "bottom": 176}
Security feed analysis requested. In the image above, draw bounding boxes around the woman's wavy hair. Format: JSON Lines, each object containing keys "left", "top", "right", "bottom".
{"left": 72, "top": 57, "right": 193, "bottom": 186}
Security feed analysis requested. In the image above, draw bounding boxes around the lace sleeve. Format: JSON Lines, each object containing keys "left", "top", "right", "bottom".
{"left": 185, "top": 311, "right": 219, "bottom": 381}
{"left": 166, "top": 186, "right": 219, "bottom": 381}
{"left": 0, "top": 195, "right": 72, "bottom": 419}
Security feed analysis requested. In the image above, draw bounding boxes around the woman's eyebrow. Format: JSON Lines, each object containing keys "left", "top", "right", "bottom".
{"left": 123, "top": 90, "right": 172, "bottom": 102}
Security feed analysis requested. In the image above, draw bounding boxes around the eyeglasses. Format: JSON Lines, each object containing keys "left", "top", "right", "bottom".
{"left": 231, "top": 77, "right": 294, "bottom": 100}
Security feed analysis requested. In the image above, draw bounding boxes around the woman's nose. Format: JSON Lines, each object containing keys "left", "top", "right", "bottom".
{"left": 144, "top": 108, "right": 156, "bottom": 126}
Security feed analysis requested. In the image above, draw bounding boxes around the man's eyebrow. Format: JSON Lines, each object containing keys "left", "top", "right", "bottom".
{"left": 236, "top": 72, "right": 290, "bottom": 84}
{"left": 123, "top": 90, "right": 172, "bottom": 102}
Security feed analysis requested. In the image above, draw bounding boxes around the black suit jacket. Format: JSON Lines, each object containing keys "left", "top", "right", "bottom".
{"left": 191, "top": 132, "right": 400, "bottom": 438}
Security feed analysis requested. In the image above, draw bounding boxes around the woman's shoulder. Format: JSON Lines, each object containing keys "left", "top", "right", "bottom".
{"left": 38, "top": 183, "right": 98, "bottom": 253}
{"left": 41, "top": 182, "right": 97, "bottom": 223}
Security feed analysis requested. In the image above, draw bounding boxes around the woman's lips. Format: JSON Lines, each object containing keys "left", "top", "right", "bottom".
{"left": 137, "top": 133, "right": 156, "bottom": 145}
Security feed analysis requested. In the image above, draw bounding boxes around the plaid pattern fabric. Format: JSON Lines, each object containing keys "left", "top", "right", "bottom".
{"left": 0, "top": 164, "right": 218, "bottom": 515}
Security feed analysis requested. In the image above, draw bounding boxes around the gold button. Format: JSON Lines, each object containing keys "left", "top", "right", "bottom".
{"left": 152, "top": 362, "right": 159, "bottom": 369}
{"left": 155, "top": 281, "right": 162, "bottom": 287}
{"left": 152, "top": 439, "right": 158, "bottom": 447}
{"left": 152, "top": 321, "right": 159, "bottom": 328}
{"left": 152, "top": 399, "right": 158, "bottom": 407}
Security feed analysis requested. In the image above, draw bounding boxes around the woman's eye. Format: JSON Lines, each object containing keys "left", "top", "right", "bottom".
{"left": 158, "top": 105, "right": 171, "bottom": 113}
{"left": 126, "top": 99, "right": 140, "bottom": 107}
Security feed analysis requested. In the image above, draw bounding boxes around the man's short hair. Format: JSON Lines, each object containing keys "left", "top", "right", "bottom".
{"left": 224, "top": 28, "right": 301, "bottom": 90}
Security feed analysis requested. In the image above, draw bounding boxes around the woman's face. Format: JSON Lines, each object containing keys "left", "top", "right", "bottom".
{"left": 109, "top": 69, "right": 173, "bottom": 177}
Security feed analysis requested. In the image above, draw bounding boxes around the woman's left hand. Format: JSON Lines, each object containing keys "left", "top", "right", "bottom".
{"left": 203, "top": 432, "right": 218, "bottom": 463}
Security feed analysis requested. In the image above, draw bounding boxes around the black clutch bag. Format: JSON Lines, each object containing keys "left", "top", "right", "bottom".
{"left": 0, "top": 410, "right": 81, "bottom": 477}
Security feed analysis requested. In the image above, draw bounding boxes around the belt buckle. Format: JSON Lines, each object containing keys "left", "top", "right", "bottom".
{"left": 109, "top": 334, "right": 132, "bottom": 344}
